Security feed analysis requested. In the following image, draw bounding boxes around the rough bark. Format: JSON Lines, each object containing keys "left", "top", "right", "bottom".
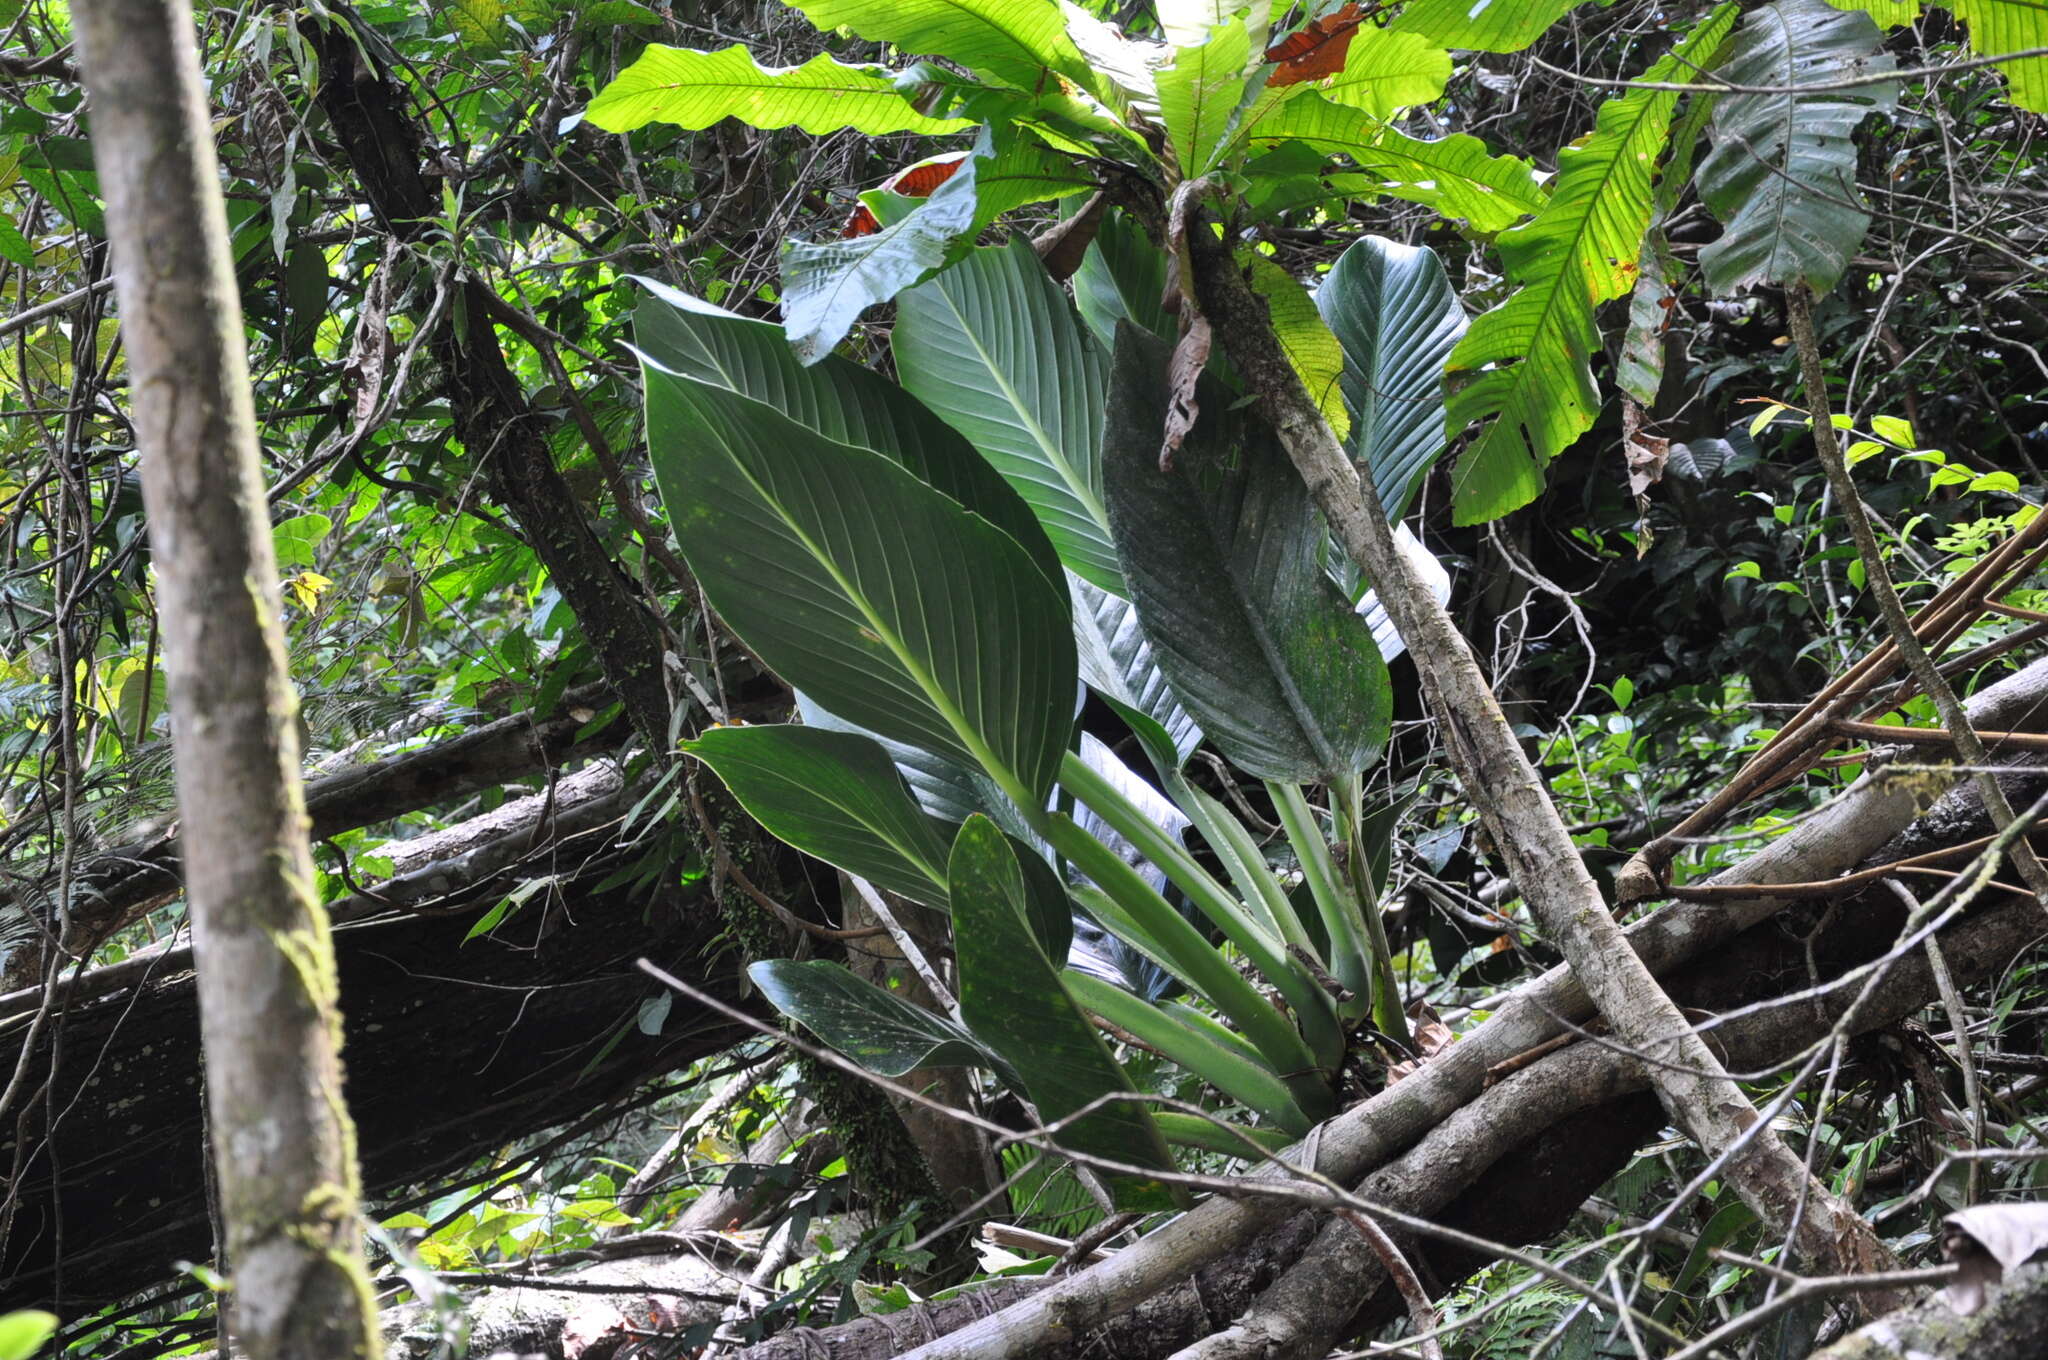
{"left": 1183, "top": 216, "right": 1898, "bottom": 1307}
{"left": 72, "top": 1, "right": 381, "bottom": 1353}
{"left": 1814, "top": 1262, "right": 2048, "bottom": 1359}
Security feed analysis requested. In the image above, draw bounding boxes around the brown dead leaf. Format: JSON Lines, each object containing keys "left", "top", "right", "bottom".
{"left": 344, "top": 238, "right": 398, "bottom": 430}
{"left": 1621, "top": 397, "right": 1668, "bottom": 558}
{"left": 1264, "top": 3, "right": 1366, "bottom": 87}
{"left": 840, "top": 150, "right": 972, "bottom": 237}
{"left": 1034, "top": 190, "right": 1109, "bottom": 282}
{"left": 1161, "top": 314, "right": 1211, "bottom": 472}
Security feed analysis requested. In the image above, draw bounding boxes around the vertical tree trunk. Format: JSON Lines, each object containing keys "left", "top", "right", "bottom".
{"left": 72, "top": 3, "right": 381, "bottom": 1356}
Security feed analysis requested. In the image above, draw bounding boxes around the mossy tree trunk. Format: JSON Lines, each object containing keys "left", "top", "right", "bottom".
{"left": 72, "top": 2, "right": 381, "bottom": 1355}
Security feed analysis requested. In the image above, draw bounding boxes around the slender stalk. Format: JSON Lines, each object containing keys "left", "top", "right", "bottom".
{"left": 1165, "top": 770, "right": 1316, "bottom": 955}
{"left": 1270, "top": 780, "right": 1375, "bottom": 1020}
{"left": 1334, "top": 775, "right": 1412, "bottom": 1045}
{"left": 1050, "top": 820, "right": 1336, "bottom": 1119}
{"left": 1063, "top": 970, "right": 1314, "bottom": 1133}
{"left": 1061, "top": 752, "right": 1344, "bottom": 1069}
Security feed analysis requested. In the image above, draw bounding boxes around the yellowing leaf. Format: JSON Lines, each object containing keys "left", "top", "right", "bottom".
{"left": 1246, "top": 256, "right": 1349, "bottom": 442}
{"left": 286, "top": 570, "right": 334, "bottom": 612}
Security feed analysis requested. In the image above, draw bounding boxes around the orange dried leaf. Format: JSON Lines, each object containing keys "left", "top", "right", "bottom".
{"left": 1264, "top": 3, "right": 1366, "bottom": 88}
{"left": 839, "top": 151, "right": 972, "bottom": 237}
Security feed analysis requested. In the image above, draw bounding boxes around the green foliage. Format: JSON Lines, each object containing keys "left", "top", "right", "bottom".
{"left": 949, "top": 815, "right": 1185, "bottom": 1208}
{"left": 1100, "top": 325, "right": 1392, "bottom": 783}
{"left": 1318, "top": 234, "right": 1466, "bottom": 520}
{"left": 1697, "top": 0, "right": 1899, "bottom": 294}
{"left": 750, "top": 958, "right": 1001, "bottom": 1077}
{"left": 683, "top": 725, "right": 954, "bottom": 905}
{"left": 641, "top": 347, "right": 1077, "bottom": 813}
{"left": 893, "top": 239, "right": 1121, "bottom": 594}
{"left": 0, "top": 1312, "right": 58, "bottom": 1360}
{"left": 1445, "top": 4, "right": 1739, "bottom": 523}
{"left": 779, "top": 146, "right": 983, "bottom": 364}
{"left": 582, "top": 44, "right": 975, "bottom": 135}
{"left": 788, "top": 0, "right": 1099, "bottom": 95}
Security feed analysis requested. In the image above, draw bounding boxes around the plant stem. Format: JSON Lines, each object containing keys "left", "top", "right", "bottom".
{"left": 1333, "top": 775, "right": 1411, "bottom": 1046}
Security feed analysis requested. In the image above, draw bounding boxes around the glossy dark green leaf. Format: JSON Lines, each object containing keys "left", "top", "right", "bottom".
{"left": 950, "top": 815, "right": 1185, "bottom": 1209}
{"left": 684, "top": 724, "right": 952, "bottom": 906}
{"left": 1318, "top": 235, "right": 1466, "bottom": 520}
{"left": 1100, "top": 324, "right": 1392, "bottom": 783}
{"left": 643, "top": 369, "right": 1077, "bottom": 812}
{"left": 631, "top": 278, "right": 1063, "bottom": 591}
{"left": 750, "top": 959, "right": 1012, "bottom": 1084}
{"left": 1697, "top": 0, "right": 1897, "bottom": 294}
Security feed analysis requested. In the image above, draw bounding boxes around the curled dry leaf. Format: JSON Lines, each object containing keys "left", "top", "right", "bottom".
{"left": 1621, "top": 397, "right": 1669, "bottom": 558}
{"left": 1034, "top": 190, "right": 1110, "bottom": 282}
{"left": 1159, "top": 177, "right": 1216, "bottom": 470}
{"left": 344, "top": 237, "right": 398, "bottom": 431}
{"left": 1263, "top": 3, "right": 1366, "bottom": 87}
{"left": 840, "top": 150, "right": 972, "bottom": 237}
{"left": 1943, "top": 1201, "right": 2048, "bottom": 1314}
{"left": 1387, "top": 1002, "right": 1457, "bottom": 1084}
{"left": 1161, "top": 314, "right": 1212, "bottom": 472}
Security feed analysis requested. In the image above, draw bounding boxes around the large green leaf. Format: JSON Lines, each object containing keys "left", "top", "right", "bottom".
{"left": 1307, "top": 24, "right": 1452, "bottom": 118}
{"left": 1829, "top": 0, "right": 2046, "bottom": 111}
{"left": 789, "top": 0, "right": 1092, "bottom": 93}
{"left": 750, "top": 959, "right": 1014, "bottom": 1083}
{"left": 950, "top": 815, "right": 1184, "bottom": 1208}
{"left": 894, "top": 239, "right": 1121, "bottom": 594}
{"left": 1317, "top": 235, "right": 1466, "bottom": 520}
{"left": 1444, "top": 5, "right": 1739, "bottom": 525}
{"left": 1697, "top": 0, "right": 1898, "bottom": 295}
{"left": 1946, "top": 1, "right": 2048, "bottom": 111}
{"left": 1156, "top": 19, "right": 1251, "bottom": 177}
{"left": 779, "top": 144, "right": 978, "bottom": 365}
{"left": 631, "top": 277, "right": 1063, "bottom": 590}
{"left": 1100, "top": 324, "right": 1391, "bottom": 782}
{"left": 797, "top": 692, "right": 999, "bottom": 828}
{"left": 1241, "top": 96, "right": 1545, "bottom": 232}
{"left": 970, "top": 128, "right": 1101, "bottom": 228}
{"left": 1060, "top": 970, "right": 1312, "bottom": 1133}
{"left": 1073, "top": 209, "right": 1173, "bottom": 348}
{"left": 1070, "top": 573, "right": 1203, "bottom": 767}
{"left": 582, "top": 44, "right": 974, "bottom": 134}
{"left": 684, "top": 724, "right": 953, "bottom": 906}
{"left": 641, "top": 365, "right": 1077, "bottom": 813}
{"left": 1390, "top": 0, "right": 1582, "bottom": 52}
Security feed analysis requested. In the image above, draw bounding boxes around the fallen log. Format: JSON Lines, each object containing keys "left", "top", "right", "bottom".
{"left": 0, "top": 779, "right": 756, "bottom": 1316}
